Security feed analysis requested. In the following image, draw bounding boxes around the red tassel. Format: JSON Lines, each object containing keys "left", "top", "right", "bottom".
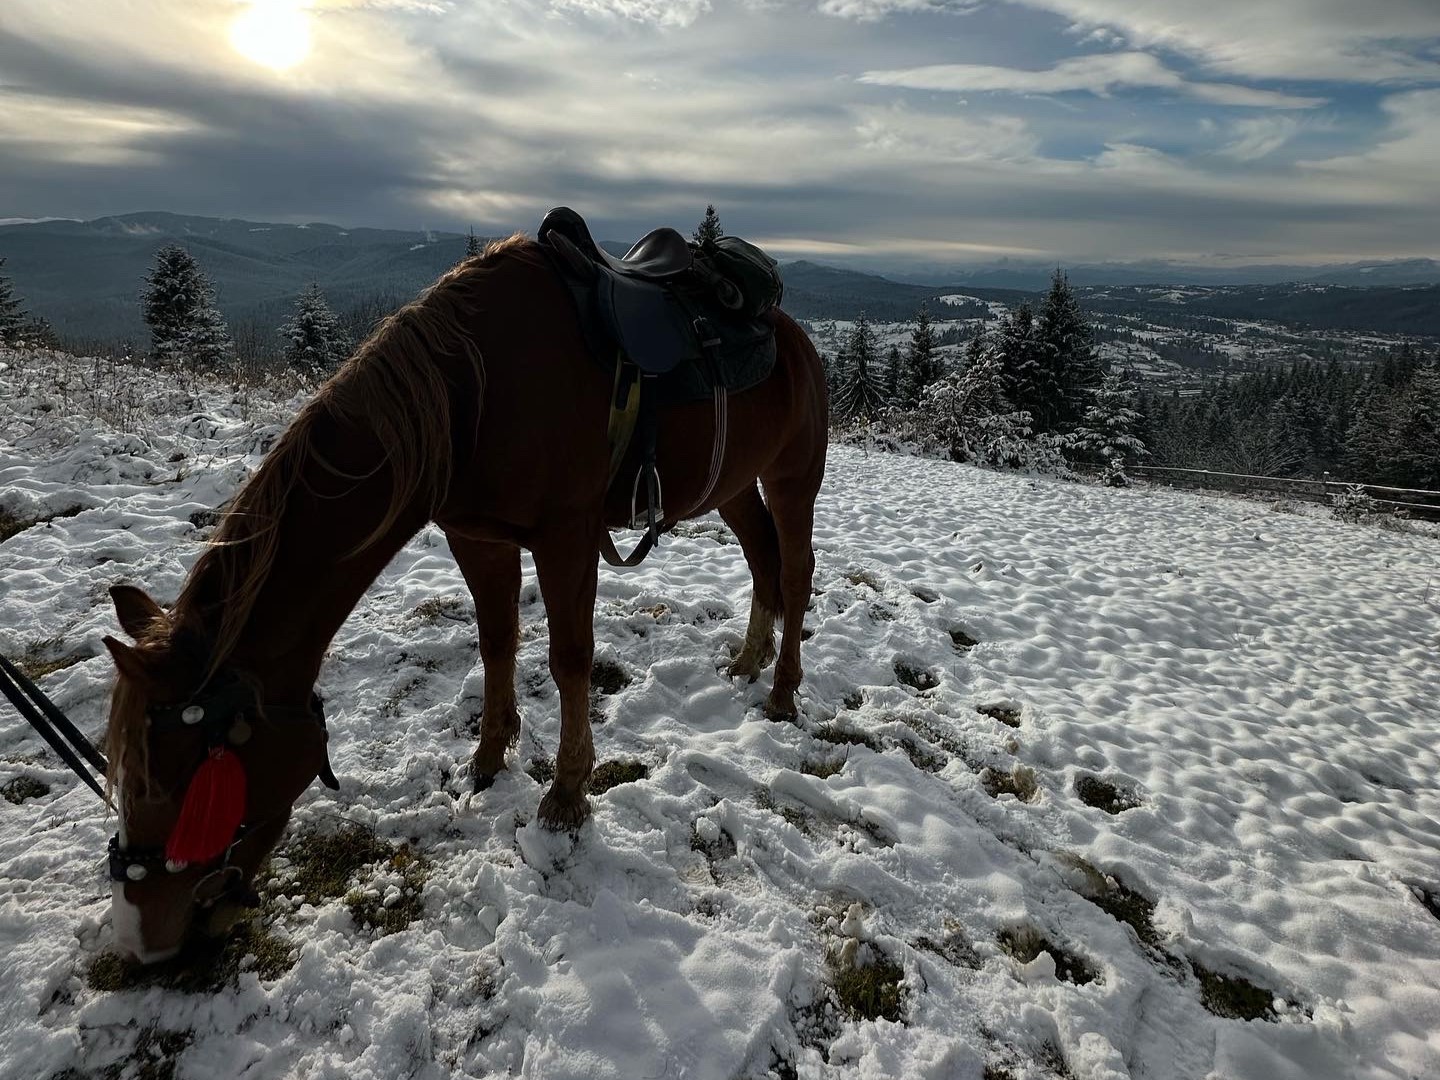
{"left": 165, "top": 748, "right": 247, "bottom": 864}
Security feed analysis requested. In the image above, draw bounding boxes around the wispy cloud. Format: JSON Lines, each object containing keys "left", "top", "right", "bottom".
{"left": 1218, "top": 116, "right": 1302, "bottom": 161}
{"left": 860, "top": 52, "right": 1327, "bottom": 108}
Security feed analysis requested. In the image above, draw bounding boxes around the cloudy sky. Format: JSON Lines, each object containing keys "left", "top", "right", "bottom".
{"left": 2, "top": 0, "right": 1439, "bottom": 266}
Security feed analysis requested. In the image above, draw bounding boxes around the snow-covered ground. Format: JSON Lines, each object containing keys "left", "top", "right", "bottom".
{"left": 2, "top": 351, "right": 1439, "bottom": 1080}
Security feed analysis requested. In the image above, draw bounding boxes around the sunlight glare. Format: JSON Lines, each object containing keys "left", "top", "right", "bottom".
{"left": 230, "top": 1, "right": 312, "bottom": 71}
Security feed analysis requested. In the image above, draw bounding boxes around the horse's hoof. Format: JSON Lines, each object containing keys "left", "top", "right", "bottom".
{"left": 537, "top": 786, "right": 592, "bottom": 831}
{"left": 763, "top": 690, "right": 798, "bottom": 722}
{"left": 473, "top": 771, "right": 497, "bottom": 793}
{"left": 726, "top": 657, "right": 762, "bottom": 683}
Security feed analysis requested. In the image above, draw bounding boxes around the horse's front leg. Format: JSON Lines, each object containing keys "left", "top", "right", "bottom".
{"left": 531, "top": 531, "right": 599, "bottom": 829}
{"left": 447, "top": 535, "right": 522, "bottom": 789}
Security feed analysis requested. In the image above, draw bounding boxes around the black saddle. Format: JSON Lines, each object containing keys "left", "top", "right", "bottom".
{"left": 538, "top": 206, "right": 772, "bottom": 395}
{"left": 541, "top": 205, "right": 694, "bottom": 282}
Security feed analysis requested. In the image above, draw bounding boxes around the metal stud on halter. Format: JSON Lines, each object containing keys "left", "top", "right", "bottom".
{"left": 182, "top": 705, "right": 205, "bottom": 725}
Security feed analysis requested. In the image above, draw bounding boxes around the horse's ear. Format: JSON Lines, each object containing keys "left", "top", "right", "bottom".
{"left": 103, "top": 635, "right": 154, "bottom": 683}
{"left": 110, "top": 585, "right": 165, "bottom": 640}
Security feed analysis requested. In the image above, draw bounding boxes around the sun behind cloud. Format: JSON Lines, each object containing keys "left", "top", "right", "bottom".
{"left": 229, "top": 0, "right": 312, "bottom": 71}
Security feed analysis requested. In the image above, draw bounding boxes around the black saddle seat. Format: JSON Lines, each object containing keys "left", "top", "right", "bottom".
{"left": 539, "top": 206, "right": 692, "bottom": 281}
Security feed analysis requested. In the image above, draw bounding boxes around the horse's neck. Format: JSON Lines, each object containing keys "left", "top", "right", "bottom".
{"left": 191, "top": 411, "right": 432, "bottom": 704}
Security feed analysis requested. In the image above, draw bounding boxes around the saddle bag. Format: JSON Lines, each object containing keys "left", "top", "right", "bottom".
{"left": 694, "top": 236, "right": 784, "bottom": 320}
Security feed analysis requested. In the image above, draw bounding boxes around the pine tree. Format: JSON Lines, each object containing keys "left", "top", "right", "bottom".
{"left": 883, "top": 344, "right": 903, "bottom": 405}
{"left": 465, "top": 227, "right": 482, "bottom": 259}
{"left": 0, "top": 258, "right": 29, "bottom": 345}
{"left": 832, "top": 312, "right": 886, "bottom": 424}
{"left": 1069, "top": 372, "right": 1148, "bottom": 485}
{"left": 994, "top": 302, "right": 1049, "bottom": 424}
{"left": 1037, "top": 270, "right": 1102, "bottom": 432}
{"left": 899, "top": 302, "right": 943, "bottom": 408}
{"left": 279, "top": 282, "right": 352, "bottom": 376}
{"left": 693, "top": 205, "right": 723, "bottom": 245}
{"left": 915, "top": 334, "right": 1052, "bottom": 468}
{"left": 141, "top": 244, "right": 232, "bottom": 370}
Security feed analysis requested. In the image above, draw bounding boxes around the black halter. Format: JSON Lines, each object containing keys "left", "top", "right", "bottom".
{"left": 0, "top": 653, "right": 338, "bottom": 886}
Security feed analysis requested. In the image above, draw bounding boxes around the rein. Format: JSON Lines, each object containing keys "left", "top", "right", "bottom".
{"left": 0, "top": 652, "right": 109, "bottom": 800}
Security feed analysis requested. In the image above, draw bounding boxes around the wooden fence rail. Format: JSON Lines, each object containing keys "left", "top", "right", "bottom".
{"left": 1121, "top": 465, "right": 1440, "bottom": 521}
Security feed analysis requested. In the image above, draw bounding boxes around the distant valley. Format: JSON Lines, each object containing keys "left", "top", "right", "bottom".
{"left": 2, "top": 212, "right": 1436, "bottom": 384}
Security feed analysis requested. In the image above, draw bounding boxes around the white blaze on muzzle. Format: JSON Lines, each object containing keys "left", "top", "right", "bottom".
{"left": 109, "top": 771, "right": 180, "bottom": 964}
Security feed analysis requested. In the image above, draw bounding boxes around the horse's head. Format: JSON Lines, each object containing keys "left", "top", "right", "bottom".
{"left": 102, "top": 585, "right": 333, "bottom": 964}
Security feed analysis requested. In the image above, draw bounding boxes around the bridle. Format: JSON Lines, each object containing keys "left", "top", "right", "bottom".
{"left": 0, "top": 652, "right": 338, "bottom": 901}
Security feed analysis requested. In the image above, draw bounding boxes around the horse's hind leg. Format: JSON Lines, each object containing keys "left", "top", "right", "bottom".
{"left": 719, "top": 484, "right": 782, "bottom": 681}
{"left": 531, "top": 531, "right": 599, "bottom": 829}
{"left": 760, "top": 472, "right": 820, "bottom": 721}
{"left": 447, "top": 535, "right": 522, "bottom": 789}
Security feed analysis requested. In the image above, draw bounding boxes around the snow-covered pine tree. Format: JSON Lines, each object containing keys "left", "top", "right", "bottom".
{"left": 914, "top": 335, "right": 1052, "bottom": 468}
{"left": 831, "top": 311, "right": 887, "bottom": 424}
{"left": 993, "top": 302, "right": 1052, "bottom": 430}
{"left": 883, "top": 344, "right": 903, "bottom": 405}
{"left": 279, "top": 282, "right": 352, "bottom": 376}
{"left": 900, "top": 303, "right": 943, "bottom": 409}
{"left": 141, "top": 244, "right": 233, "bottom": 370}
{"left": 693, "top": 205, "right": 723, "bottom": 245}
{"left": 465, "top": 228, "right": 482, "bottom": 259}
{"left": 1068, "top": 371, "right": 1148, "bottom": 485}
{"left": 1038, "top": 269, "right": 1103, "bottom": 432}
{"left": 0, "top": 258, "right": 29, "bottom": 345}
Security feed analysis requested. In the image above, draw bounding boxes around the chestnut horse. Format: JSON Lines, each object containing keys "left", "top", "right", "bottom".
{"left": 100, "top": 234, "right": 827, "bottom": 962}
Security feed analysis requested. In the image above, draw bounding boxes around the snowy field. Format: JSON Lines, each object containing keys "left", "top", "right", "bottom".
{"left": 2, "top": 351, "right": 1439, "bottom": 1079}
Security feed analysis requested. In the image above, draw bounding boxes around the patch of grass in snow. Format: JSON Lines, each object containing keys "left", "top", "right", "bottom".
{"left": 85, "top": 919, "right": 296, "bottom": 994}
{"left": 826, "top": 943, "right": 907, "bottom": 1023}
{"left": 525, "top": 756, "right": 556, "bottom": 785}
{"left": 801, "top": 755, "right": 846, "bottom": 779}
{"left": 907, "top": 715, "right": 974, "bottom": 765}
{"left": 411, "top": 595, "right": 470, "bottom": 622}
{"left": 590, "top": 658, "right": 631, "bottom": 695}
{"left": 0, "top": 503, "right": 81, "bottom": 545}
{"left": 1074, "top": 774, "right": 1142, "bottom": 815}
{"left": 915, "top": 919, "right": 980, "bottom": 969}
{"left": 93, "top": 1024, "right": 193, "bottom": 1080}
{"left": 840, "top": 690, "right": 864, "bottom": 711}
{"left": 588, "top": 758, "right": 648, "bottom": 794}
{"left": 910, "top": 585, "right": 939, "bottom": 603}
{"left": 15, "top": 635, "right": 87, "bottom": 681}
{"left": 894, "top": 734, "right": 946, "bottom": 773}
{"left": 380, "top": 676, "right": 425, "bottom": 718}
{"left": 976, "top": 702, "right": 1021, "bottom": 728}
{"left": 982, "top": 764, "right": 1039, "bottom": 802}
{"left": 1189, "top": 960, "right": 1302, "bottom": 1022}
{"left": 811, "top": 722, "right": 881, "bottom": 752}
{"left": 998, "top": 925, "right": 1098, "bottom": 986}
{"left": 893, "top": 660, "right": 938, "bottom": 693}
{"left": 689, "top": 822, "right": 737, "bottom": 863}
{"left": 1060, "top": 854, "right": 1161, "bottom": 950}
{"left": 844, "top": 568, "right": 883, "bottom": 590}
{"left": 754, "top": 789, "right": 811, "bottom": 833}
{"left": 346, "top": 843, "right": 429, "bottom": 936}
{"left": 2, "top": 775, "right": 50, "bottom": 803}
{"left": 279, "top": 823, "right": 398, "bottom": 907}
{"left": 1093, "top": 877, "right": 1161, "bottom": 950}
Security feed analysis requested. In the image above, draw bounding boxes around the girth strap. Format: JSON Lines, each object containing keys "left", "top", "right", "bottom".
{"left": 597, "top": 317, "right": 732, "bottom": 569}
